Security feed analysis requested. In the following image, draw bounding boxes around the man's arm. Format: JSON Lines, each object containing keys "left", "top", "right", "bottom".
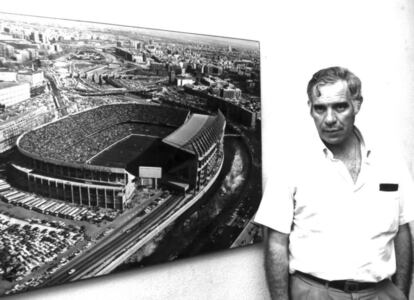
{"left": 264, "top": 227, "right": 290, "bottom": 300}
{"left": 393, "top": 223, "right": 413, "bottom": 297}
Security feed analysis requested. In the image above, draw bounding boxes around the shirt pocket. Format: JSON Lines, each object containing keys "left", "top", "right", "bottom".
{"left": 371, "top": 190, "right": 400, "bottom": 235}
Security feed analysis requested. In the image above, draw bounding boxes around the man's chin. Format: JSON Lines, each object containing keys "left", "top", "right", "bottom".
{"left": 320, "top": 135, "right": 344, "bottom": 146}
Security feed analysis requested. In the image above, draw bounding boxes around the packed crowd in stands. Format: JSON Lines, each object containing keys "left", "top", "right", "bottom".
{"left": 19, "top": 104, "right": 189, "bottom": 165}
{"left": 19, "top": 116, "right": 85, "bottom": 160}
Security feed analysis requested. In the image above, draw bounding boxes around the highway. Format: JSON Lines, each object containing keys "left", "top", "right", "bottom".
{"left": 40, "top": 146, "right": 224, "bottom": 286}
{"left": 42, "top": 194, "right": 184, "bottom": 286}
{"left": 45, "top": 72, "right": 68, "bottom": 116}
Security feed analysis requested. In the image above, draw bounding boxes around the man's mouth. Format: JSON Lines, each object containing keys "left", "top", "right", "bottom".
{"left": 323, "top": 129, "right": 341, "bottom": 133}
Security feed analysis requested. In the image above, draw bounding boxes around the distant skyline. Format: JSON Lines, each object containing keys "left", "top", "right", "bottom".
{"left": 0, "top": 11, "right": 259, "bottom": 50}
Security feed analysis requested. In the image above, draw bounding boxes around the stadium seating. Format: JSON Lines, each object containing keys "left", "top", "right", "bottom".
{"left": 19, "top": 104, "right": 189, "bottom": 164}
{"left": 14, "top": 105, "right": 226, "bottom": 209}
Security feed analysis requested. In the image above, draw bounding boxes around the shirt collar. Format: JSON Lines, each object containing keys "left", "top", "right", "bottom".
{"left": 321, "top": 126, "right": 372, "bottom": 163}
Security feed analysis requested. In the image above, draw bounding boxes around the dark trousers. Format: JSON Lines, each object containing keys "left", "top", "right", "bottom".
{"left": 290, "top": 272, "right": 407, "bottom": 300}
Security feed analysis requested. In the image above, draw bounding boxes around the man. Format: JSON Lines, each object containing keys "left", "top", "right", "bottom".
{"left": 255, "top": 66, "right": 414, "bottom": 299}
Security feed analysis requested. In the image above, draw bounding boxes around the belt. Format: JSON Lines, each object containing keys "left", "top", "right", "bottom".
{"left": 295, "top": 271, "right": 386, "bottom": 293}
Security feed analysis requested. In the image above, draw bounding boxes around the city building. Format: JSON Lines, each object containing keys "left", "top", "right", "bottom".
{"left": 0, "top": 106, "right": 54, "bottom": 153}
{"left": 205, "top": 64, "right": 223, "bottom": 76}
{"left": 176, "top": 74, "right": 195, "bottom": 87}
{"left": 130, "top": 40, "right": 143, "bottom": 50}
{"left": 52, "top": 44, "right": 61, "bottom": 52}
{"left": 168, "top": 70, "right": 176, "bottom": 84}
{"left": 30, "top": 31, "right": 49, "bottom": 44}
{"left": 0, "top": 82, "right": 30, "bottom": 107}
{"left": 17, "top": 70, "right": 44, "bottom": 87}
{"left": 115, "top": 47, "right": 133, "bottom": 61}
{"left": 26, "top": 48, "right": 39, "bottom": 60}
{"left": 29, "top": 31, "right": 40, "bottom": 43}
{"left": 201, "top": 76, "right": 216, "bottom": 86}
{"left": 222, "top": 87, "right": 242, "bottom": 100}
{"left": 0, "top": 43, "right": 15, "bottom": 58}
{"left": 132, "top": 54, "right": 144, "bottom": 63}
{"left": 0, "top": 69, "right": 17, "bottom": 82}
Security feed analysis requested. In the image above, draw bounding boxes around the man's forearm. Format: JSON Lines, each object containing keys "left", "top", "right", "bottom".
{"left": 393, "top": 223, "right": 413, "bottom": 297}
{"left": 264, "top": 228, "right": 290, "bottom": 300}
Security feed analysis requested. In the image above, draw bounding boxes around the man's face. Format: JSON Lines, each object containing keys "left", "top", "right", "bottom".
{"left": 309, "top": 80, "right": 361, "bottom": 146}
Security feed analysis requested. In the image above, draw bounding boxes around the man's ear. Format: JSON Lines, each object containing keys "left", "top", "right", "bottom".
{"left": 307, "top": 100, "right": 313, "bottom": 115}
{"left": 352, "top": 99, "right": 362, "bottom": 115}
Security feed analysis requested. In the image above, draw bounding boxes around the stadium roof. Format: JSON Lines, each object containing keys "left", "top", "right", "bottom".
{"left": 163, "top": 113, "right": 217, "bottom": 154}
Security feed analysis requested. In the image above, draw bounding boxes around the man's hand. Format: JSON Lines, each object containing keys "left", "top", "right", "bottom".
{"left": 393, "top": 223, "right": 413, "bottom": 297}
{"left": 264, "top": 227, "right": 290, "bottom": 300}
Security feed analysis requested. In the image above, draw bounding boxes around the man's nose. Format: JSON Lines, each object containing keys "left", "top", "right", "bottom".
{"left": 324, "top": 108, "right": 337, "bottom": 125}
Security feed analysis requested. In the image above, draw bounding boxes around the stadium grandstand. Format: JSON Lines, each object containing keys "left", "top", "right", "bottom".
{"left": 9, "top": 103, "right": 226, "bottom": 211}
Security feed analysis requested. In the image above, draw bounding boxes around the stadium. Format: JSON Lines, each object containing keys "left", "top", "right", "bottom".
{"left": 8, "top": 103, "right": 226, "bottom": 210}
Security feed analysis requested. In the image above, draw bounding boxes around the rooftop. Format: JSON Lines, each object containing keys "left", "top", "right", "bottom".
{"left": 176, "top": 74, "right": 194, "bottom": 80}
{"left": 163, "top": 113, "right": 216, "bottom": 154}
{"left": 0, "top": 68, "right": 15, "bottom": 73}
{"left": 0, "top": 82, "right": 19, "bottom": 89}
{"left": 4, "top": 42, "right": 38, "bottom": 50}
{"left": 18, "top": 70, "right": 43, "bottom": 75}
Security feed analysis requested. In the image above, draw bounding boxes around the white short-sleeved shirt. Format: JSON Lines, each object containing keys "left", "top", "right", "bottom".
{"left": 255, "top": 127, "right": 414, "bottom": 282}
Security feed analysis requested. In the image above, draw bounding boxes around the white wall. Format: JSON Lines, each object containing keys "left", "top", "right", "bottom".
{"left": 2, "top": 1, "right": 414, "bottom": 299}
{"left": 264, "top": 1, "right": 414, "bottom": 176}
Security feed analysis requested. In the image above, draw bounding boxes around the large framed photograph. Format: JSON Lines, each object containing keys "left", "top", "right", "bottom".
{"left": 0, "top": 12, "right": 262, "bottom": 297}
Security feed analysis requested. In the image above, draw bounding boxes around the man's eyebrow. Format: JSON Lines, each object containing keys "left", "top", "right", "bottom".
{"left": 333, "top": 102, "right": 350, "bottom": 107}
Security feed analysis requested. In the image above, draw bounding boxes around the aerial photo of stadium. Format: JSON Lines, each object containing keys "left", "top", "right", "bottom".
{"left": 0, "top": 12, "right": 262, "bottom": 296}
{"left": 10, "top": 103, "right": 225, "bottom": 210}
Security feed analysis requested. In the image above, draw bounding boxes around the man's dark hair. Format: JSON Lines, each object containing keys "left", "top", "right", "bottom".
{"left": 307, "top": 66, "right": 363, "bottom": 103}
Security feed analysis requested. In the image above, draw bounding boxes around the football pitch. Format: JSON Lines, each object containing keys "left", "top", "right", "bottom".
{"left": 89, "top": 135, "right": 159, "bottom": 168}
